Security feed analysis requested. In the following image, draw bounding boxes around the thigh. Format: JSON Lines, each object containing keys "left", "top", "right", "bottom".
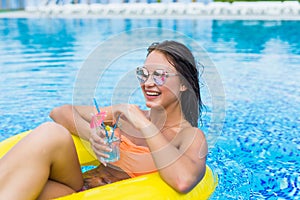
{"left": 41, "top": 122, "right": 83, "bottom": 191}
{"left": 0, "top": 122, "right": 83, "bottom": 199}
{"left": 37, "top": 180, "right": 75, "bottom": 200}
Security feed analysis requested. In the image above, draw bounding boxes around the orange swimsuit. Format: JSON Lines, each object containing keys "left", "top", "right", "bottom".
{"left": 110, "top": 131, "right": 157, "bottom": 178}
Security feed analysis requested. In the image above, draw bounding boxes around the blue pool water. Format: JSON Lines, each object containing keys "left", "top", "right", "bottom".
{"left": 0, "top": 18, "right": 299, "bottom": 199}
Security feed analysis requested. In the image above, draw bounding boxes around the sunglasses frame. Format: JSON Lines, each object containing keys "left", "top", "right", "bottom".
{"left": 135, "top": 66, "right": 178, "bottom": 86}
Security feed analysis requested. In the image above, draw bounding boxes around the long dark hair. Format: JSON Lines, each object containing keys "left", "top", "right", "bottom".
{"left": 147, "top": 40, "right": 203, "bottom": 127}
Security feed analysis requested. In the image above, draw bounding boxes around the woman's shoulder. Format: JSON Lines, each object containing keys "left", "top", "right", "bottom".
{"left": 177, "top": 126, "right": 207, "bottom": 152}
{"left": 180, "top": 126, "right": 205, "bottom": 140}
{"left": 177, "top": 120, "right": 205, "bottom": 137}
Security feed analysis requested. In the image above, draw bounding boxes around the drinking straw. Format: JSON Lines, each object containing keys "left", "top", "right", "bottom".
{"left": 111, "top": 114, "right": 121, "bottom": 140}
{"left": 93, "top": 97, "right": 109, "bottom": 139}
{"left": 93, "top": 98, "right": 101, "bottom": 113}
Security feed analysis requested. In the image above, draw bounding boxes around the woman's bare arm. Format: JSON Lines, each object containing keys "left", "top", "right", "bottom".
{"left": 49, "top": 105, "right": 113, "bottom": 140}
{"left": 140, "top": 123, "right": 207, "bottom": 193}
{"left": 111, "top": 104, "right": 208, "bottom": 193}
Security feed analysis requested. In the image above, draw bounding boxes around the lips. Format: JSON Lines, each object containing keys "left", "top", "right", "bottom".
{"left": 145, "top": 90, "right": 161, "bottom": 98}
{"left": 146, "top": 91, "right": 160, "bottom": 96}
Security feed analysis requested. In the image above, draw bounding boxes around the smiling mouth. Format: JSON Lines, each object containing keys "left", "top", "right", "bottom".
{"left": 146, "top": 91, "right": 161, "bottom": 96}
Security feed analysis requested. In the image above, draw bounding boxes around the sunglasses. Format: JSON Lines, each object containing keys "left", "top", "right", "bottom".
{"left": 136, "top": 67, "right": 178, "bottom": 86}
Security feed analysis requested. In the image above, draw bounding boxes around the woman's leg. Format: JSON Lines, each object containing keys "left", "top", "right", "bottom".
{"left": 0, "top": 122, "right": 84, "bottom": 200}
{"left": 37, "top": 180, "right": 77, "bottom": 200}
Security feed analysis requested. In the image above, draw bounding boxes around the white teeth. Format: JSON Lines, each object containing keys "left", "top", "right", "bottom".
{"left": 146, "top": 91, "right": 159, "bottom": 96}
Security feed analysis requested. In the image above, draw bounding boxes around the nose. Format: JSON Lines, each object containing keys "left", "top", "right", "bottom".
{"left": 144, "top": 74, "right": 155, "bottom": 86}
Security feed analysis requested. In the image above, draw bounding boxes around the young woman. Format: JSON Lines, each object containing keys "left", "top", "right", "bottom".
{"left": 0, "top": 40, "right": 207, "bottom": 199}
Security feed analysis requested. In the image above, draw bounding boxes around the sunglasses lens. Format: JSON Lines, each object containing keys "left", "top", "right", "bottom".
{"left": 153, "top": 70, "right": 166, "bottom": 86}
{"left": 136, "top": 67, "right": 168, "bottom": 86}
{"left": 136, "top": 67, "right": 148, "bottom": 83}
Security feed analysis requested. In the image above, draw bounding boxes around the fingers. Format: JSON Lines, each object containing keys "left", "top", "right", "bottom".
{"left": 90, "top": 131, "right": 101, "bottom": 142}
{"left": 112, "top": 104, "right": 145, "bottom": 128}
{"left": 89, "top": 135, "right": 112, "bottom": 153}
{"left": 89, "top": 133, "right": 112, "bottom": 166}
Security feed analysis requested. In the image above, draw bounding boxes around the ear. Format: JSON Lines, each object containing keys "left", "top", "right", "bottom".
{"left": 180, "top": 84, "right": 187, "bottom": 92}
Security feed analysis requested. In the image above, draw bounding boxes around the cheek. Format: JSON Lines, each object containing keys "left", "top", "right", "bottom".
{"left": 164, "top": 78, "right": 182, "bottom": 95}
{"left": 161, "top": 85, "right": 181, "bottom": 100}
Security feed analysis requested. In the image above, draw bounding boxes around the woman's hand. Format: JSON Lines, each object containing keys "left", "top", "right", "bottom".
{"left": 112, "top": 104, "right": 151, "bottom": 131}
{"left": 89, "top": 128, "right": 112, "bottom": 166}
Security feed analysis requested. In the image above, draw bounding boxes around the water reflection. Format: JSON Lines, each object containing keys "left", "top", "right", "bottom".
{"left": 211, "top": 20, "right": 300, "bottom": 55}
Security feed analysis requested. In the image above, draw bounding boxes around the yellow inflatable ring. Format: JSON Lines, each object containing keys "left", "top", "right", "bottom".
{"left": 0, "top": 131, "right": 218, "bottom": 199}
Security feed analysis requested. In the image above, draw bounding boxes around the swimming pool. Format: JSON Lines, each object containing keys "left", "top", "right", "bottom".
{"left": 0, "top": 18, "right": 299, "bottom": 199}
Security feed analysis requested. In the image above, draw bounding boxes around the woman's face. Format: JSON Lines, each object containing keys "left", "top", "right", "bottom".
{"left": 140, "top": 50, "right": 183, "bottom": 109}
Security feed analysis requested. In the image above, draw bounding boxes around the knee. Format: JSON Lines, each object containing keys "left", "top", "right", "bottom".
{"left": 49, "top": 104, "right": 72, "bottom": 121}
{"left": 36, "top": 122, "right": 73, "bottom": 145}
{"left": 38, "top": 121, "right": 69, "bottom": 134}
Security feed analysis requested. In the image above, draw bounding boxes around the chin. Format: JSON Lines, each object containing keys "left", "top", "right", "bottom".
{"left": 145, "top": 101, "right": 156, "bottom": 108}
{"left": 145, "top": 101, "right": 164, "bottom": 110}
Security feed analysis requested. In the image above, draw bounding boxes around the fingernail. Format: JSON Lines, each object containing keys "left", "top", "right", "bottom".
{"left": 99, "top": 138, "right": 106, "bottom": 144}
{"left": 107, "top": 148, "right": 112, "bottom": 152}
